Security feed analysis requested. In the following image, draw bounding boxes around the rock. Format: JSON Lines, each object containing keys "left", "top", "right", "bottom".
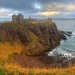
{"left": 0, "top": 22, "right": 66, "bottom": 55}
{"left": 58, "top": 30, "right": 67, "bottom": 40}
{"left": 61, "top": 31, "right": 72, "bottom": 37}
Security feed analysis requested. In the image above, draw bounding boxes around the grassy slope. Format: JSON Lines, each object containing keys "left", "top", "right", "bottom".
{"left": 0, "top": 63, "right": 75, "bottom": 75}
{"left": 0, "top": 46, "right": 74, "bottom": 75}
{"left": 0, "top": 42, "right": 24, "bottom": 60}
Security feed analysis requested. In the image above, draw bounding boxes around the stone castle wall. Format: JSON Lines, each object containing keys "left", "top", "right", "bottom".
{"left": 12, "top": 14, "right": 24, "bottom": 23}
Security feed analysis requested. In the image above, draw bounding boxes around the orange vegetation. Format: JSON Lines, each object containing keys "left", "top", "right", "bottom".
{"left": 0, "top": 42, "right": 24, "bottom": 60}
{"left": 0, "top": 42, "right": 74, "bottom": 75}
{"left": 0, "top": 63, "right": 75, "bottom": 75}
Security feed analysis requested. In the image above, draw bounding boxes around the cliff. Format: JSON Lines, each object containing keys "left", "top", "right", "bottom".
{"left": 0, "top": 21, "right": 66, "bottom": 55}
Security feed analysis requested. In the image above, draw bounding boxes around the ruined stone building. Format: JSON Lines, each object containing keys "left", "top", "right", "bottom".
{"left": 12, "top": 14, "right": 24, "bottom": 23}
{"left": 48, "top": 17, "right": 52, "bottom": 21}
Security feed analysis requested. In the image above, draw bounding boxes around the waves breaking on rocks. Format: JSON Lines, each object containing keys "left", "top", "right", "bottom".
{"left": 48, "top": 31, "right": 75, "bottom": 67}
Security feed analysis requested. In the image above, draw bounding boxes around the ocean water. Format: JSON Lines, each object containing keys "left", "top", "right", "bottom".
{"left": 0, "top": 18, "right": 12, "bottom": 22}
{"left": 48, "top": 19, "right": 75, "bottom": 59}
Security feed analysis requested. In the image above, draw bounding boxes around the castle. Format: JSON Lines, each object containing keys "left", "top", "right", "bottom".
{"left": 12, "top": 14, "right": 24, "bottom": 23}
{"left": 12, "top": 14, "right": 52, "bottom": 23}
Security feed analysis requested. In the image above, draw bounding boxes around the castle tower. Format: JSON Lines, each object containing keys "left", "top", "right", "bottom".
{"left": 48, "top": 17, "right": 52, "bottom": 21}
{"left": 12, "top": 14, "right": 24, "bottom": 23}
{"left": 12, "top": 14, "right": 18, "bottom": 23}
{"left": 18, "top": 14, "right": 24, "bottom": 23}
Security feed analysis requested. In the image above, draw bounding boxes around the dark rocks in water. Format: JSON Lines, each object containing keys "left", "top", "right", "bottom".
{"left": 58, "top": 31, "right": 72, "bottom": 40}
{"left": 61, "top": 31, "right": 72, "bottom": 37}
{"left": 58, "top": 30, "right": 67, "bottom": 40}
{"left": 69, "top": 58, "right": 75, "bottom": 65}
{"left": 50, "top": 54, "right": 75, "bottom": 68}
{"left": 61, "top": 33, "right": 67, "bottom": 40}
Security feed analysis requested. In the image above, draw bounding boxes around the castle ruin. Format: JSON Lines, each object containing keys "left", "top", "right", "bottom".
{"left": 12, "top": 14, "right": 24, "bottom": 23}
{"left": 12, "top": 13, "right": 52, "bottom": 23}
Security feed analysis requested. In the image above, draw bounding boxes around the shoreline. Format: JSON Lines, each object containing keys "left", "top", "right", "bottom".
{"left": 47, "top": 31, "right": 75, "bottom": 68}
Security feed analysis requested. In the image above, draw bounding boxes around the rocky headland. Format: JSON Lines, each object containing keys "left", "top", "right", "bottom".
{"left": 0, "top": 21, "right": 72, "bottom": 68}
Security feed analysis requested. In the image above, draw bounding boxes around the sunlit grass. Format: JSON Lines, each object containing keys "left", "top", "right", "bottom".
{"left": 0, "top": 63, "right": 75, "bottom": 75}
{"left": 0, "top": 42, "right": 24, "bottom": 60}
{"left": 0, "top": 42, "right": 74, "bottom": 75}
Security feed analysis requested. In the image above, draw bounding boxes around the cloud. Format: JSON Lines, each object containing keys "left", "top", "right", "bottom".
{"left": 64, "top": 5, "right": 75, "bottom": 11}
{"left": 0, "top": 8, "right": 20, "bottom": 18}
{"left": 36, "top": 11, "right": 60, "bottom": 16}
{"left": 0, "top": 0, "right": 75, "bottom": 18}
{"left": 0, "top": 0, "right": 36, "bottom": 12}
{"left": 0, "top": 8, "right": 12, "bottom": 16}
{"left": 41, "top": 3, "right": 75, "bottom": 12}
{"left": 65, "top": 12, "right": 75, "bottom": 17}
{"left": 0, "top": 0, "right": 75, "bottom": 12}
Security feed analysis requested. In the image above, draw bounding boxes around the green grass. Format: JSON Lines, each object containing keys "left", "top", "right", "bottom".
{"left": 0, "top": 70, "right": 5, "bottom": 75}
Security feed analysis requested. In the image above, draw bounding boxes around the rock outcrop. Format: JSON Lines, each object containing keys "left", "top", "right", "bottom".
{"left": 61, "top": 31, "right": 72, "bottom": 37}
{"left": 0, "top": 21, "right": 66, "bottom": 55}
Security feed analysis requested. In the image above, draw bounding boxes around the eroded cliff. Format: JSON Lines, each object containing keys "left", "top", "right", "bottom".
{"left": 0, "top": 21, "right": 65, "bottom": 55}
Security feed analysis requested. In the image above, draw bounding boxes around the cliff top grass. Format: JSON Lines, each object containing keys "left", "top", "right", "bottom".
{"left": 1, "top": 20, "right": 55, "bottom": 25}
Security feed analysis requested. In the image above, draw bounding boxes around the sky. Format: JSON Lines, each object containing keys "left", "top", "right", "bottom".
{"left": 0, "top": 0, "right": 75, "bottom": 19}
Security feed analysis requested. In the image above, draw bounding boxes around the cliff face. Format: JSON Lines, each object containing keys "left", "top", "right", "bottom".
{"left": 0, "top": 21, "right": 65, "bottom": 55}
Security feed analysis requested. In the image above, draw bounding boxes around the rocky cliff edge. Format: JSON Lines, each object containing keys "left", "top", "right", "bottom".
{"left": 0, "top": 21, "right": 66, "bottom": 55}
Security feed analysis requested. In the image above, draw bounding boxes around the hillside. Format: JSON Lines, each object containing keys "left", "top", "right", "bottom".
{"left": 0, "top": 21, "right": 66, "bottom": 56}
{"left": 0, "top": 21, "right": 68, "bottom": 71}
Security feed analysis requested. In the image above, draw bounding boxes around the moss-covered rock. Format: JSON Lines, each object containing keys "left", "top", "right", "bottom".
{"left": 0, "top": 21, "right": 66, "bottom": 55}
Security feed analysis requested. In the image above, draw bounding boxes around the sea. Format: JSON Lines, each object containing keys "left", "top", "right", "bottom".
{"left": 0, "top": 18, "right": 75, "bottom": 60}
{"left": 48, "top": 19, "right": 75, "bottom": 61}
{"left": 0, "top": 18, "right": 12, "bottom": 22}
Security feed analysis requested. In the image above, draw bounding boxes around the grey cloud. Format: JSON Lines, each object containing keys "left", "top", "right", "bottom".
{"left": 0, "top": 0, "right": 36, "bottom": 11}
{"left": 0, "top": 0, "right": 75, "bottom": 11}
{"left": 0, "top": 0, "right": 75, "bottom": 18}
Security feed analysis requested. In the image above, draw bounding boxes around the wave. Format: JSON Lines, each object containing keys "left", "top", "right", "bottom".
{"left": 72, "top": 31, "right": 75, "bottom": 37}
{"left": 48, "top": 31, "right": 75, "bottom": 60}
{"left": 48, "top": 46, "right": 75, "bottom": 61}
